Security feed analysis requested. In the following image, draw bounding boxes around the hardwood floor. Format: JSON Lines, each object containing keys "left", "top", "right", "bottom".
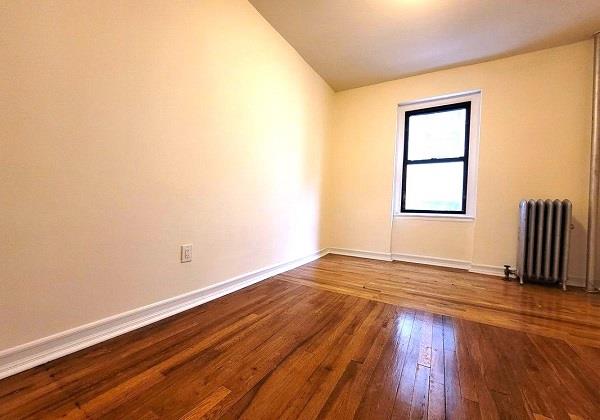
{"left": 283, "top": 254, "right": 600, "bottom": 347}
{"left": 1, "top": 255, "right": 599, "bottom": 419}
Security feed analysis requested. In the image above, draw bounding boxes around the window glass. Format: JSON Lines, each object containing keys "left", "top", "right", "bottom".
{"left": 404, "top": 162, "right": 464, "bottom": 211}
{"left": 400, "top": 101, "right": 471, "bottom": 214}
{"left": 407, "top": 109, "right": 466, "bottom": 160}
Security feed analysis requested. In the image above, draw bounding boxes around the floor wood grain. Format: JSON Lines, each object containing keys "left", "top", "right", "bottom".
{"left": 1, "top": 255, "right": 599, "bottom": 419}
{"left": 282, "top": 254, "right": 600, "bottom": 347}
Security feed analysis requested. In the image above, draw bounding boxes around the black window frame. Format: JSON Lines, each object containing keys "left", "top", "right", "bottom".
{"left": 400, "top": 101, "right": 471, "bottom": 215}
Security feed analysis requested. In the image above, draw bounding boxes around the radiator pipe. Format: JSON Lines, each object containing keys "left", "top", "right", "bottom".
{"left": 586, "top": 32, "right": 600, "bottom": 293}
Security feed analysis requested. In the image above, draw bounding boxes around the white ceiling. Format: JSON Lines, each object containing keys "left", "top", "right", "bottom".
{"left": 249, "top": 0, "right": 600, "bottom": 91}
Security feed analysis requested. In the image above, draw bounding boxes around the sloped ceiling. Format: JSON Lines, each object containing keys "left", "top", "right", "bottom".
{"left": 249, "top": 0, "right": 600, "bottom": 91}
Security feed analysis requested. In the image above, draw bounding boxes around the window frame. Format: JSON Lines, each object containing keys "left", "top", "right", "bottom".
{"left": 393, "top": 91, "right": 481, "bottom": 220}
{"left": 400, "top": 101, "right": 471, "bottom": 215}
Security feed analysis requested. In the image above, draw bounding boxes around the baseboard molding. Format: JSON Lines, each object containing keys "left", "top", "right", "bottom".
{"left": 468, "top": 263, "right": 505, "bottom": 277}
{"left": 360, "top": 250, "right": 585, "bottom": 287}
{"left": 468, "top": 264, "right": 585, "bottom": 288}
{"left": 1, "top": 247, "right": 585, "bottom": 380}
{"left": 0, "top": 249, "right": 327, "bottom": 380}
{"left": 326, "top": 247, "right": 392, "bottom": 261}
{"left": 566, "top": 276, "right": 585, "bottom": 287}
{"left": 392, "top": 253, "right": 472, "bottom": 270}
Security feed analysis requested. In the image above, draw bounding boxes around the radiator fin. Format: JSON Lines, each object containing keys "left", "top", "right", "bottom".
{"left": 516, "top": 199, "right": 572, "bottom": 290}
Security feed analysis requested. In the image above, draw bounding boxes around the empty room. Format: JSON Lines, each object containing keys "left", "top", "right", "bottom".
{"left": 2, "top": 0, "right": 600, "bottom": 418}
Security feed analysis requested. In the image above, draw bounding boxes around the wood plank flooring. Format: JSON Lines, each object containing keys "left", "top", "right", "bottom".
{"left": 1, "top": 255, "right": 599, "bottom": 419}
{"left": 282, "top": 254, "right": 600, "bottom": 347}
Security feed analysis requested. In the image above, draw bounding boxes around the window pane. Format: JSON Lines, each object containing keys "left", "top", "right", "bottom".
{"left": 407, "top": 109, "right": 466, "bottom": 160}
{"left": 404, "top": 162, "right": 464, "bottom": 211}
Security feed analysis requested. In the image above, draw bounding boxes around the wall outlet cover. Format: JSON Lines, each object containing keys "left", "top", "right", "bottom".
{"left": 181, "top": 244, "right": 192, "bottom": 263}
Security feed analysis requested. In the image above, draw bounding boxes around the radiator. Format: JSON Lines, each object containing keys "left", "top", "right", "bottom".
{"left": 516, "top": 199, "right": 572, "bottom": 290}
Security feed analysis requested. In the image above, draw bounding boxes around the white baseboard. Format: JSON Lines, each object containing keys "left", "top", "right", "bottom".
{"left": 344, "top": 248, "right": 585, "bottom": 287}
{"left": 326, "top": 247, "right": 392, "bottom": 261}
{"left": 468, "top": 263, "right": 505, "bottom": 277}
{"left": 0, "top": 249, "right": 327, "bottom": 380}
{"left": 565, "top": 276, "right": 585, "bottom": 287}
{"left": 391, "top": 253, "right": 471, "bottom": 270}
{"left": 468, "top": 264, "right": 585, "bottom": 287}
{"left": 2, "top": 247, "right": 586, "bottom": 380}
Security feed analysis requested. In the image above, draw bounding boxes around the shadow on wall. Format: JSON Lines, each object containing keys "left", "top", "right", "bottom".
{"left": 571, "top": 217, "right": 588, "bottom": 281}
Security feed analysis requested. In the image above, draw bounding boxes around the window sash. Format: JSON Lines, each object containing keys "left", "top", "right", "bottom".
{"left": 400, "top": 101, "right": 471, "bottom": 214}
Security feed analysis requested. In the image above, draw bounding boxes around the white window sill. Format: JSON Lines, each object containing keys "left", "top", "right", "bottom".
{"left": 393, "top": 213, "right": 475, "bottom": 222}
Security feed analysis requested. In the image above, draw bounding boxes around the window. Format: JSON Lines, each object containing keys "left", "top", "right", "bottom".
{"left": 394, "top": 92, "right": 480, "bottom": 218}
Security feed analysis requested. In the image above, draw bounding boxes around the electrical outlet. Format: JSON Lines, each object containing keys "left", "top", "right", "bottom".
{"left": 180, "top": 244, "right": 192, "bottom": 263}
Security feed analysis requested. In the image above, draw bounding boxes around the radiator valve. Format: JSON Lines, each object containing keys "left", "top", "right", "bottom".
{"left": 503, "top": 265, "right": 517, "bottom": 281}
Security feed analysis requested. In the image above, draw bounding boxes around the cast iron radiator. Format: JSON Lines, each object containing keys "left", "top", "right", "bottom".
{"left": 516, "top": 199, "right": 572, "bottom": 290}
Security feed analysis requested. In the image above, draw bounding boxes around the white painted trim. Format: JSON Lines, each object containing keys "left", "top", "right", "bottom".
{"left": 2, "top": 248, "right": 584, "bottom": 380}
{"left": 397, "top": 90, "right": 483, "bottom": 107}
{"left": 392, "top": 253, "right": 471, "bottom": 270}
{"left": 468, "top": 264, "right": 585, "bottom": 288}
{"left": 468, "top": 263, "right": 505, "bottom": 277}
{"left": 0, "top": 249, "right": 327, "bottom": 380}
{"left": 331, "top": 248, "right": 587, "bottom": 289}
{"left": 393, "top": 214, "right": 475, "bottom": 222}
{"left": 378, "top": 250, "right": 585, "bottom": 287}
{"left": 393, "top": 90, "right": 482, "bottom": 218}
{"left": 565, "top": 276, "right": 585, "bottom": 287}
{"left": 327, "top": 248, "right": 392, "bottom": 261}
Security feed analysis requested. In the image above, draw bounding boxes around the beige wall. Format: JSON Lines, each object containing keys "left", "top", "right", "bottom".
{"left": 1, "top": 1, "right": 595, "bottom": 354}
{"left": 0, "top": 0, "right": 333, "bottom": 350}
{"left": 326, "top": 42, "right": 593, "bottom": 278}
